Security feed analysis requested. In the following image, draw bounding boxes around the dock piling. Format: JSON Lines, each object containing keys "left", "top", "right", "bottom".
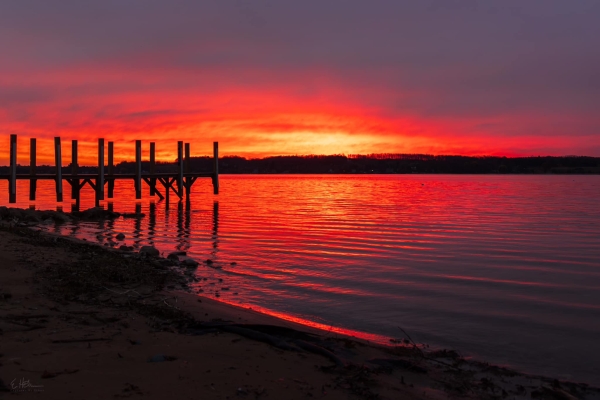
{"left": 177, "top": 141, "right": 184, "bottom": 198}
{"left": 184, "top": 143, "right": 191, "bottom": 198}
{"left": 9, "top": 135, "right": 17, "bottom": 203}
{"left": 97, "top": 138, "right": 105, "bottom": 204}
{"left": 29, "top": 138, "right": 37, "bottom": 201}
{"left": 212, "top": 141, "right": 219, "bottom": 195}
{"left": 135, "top": 140, "right": 142, "bottom": 199}
{"left": 108, "top": 141, "right": 114, "bottom": 198}
{"left": 54, "top": 137, "right": 63, "bottom": 202}
{"left": 71, "top": 140, "right": 79, "bottom": 200}
{"left": 149, "top": 142, "right": 156, "bottom": 196}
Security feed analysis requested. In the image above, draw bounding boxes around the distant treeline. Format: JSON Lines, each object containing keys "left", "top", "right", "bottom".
{"left": 2, "top": 154, "right": 599, "bottom": 174}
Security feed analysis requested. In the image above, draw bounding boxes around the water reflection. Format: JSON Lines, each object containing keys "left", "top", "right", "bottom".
{"left": 133, "top": 203, "right": 142, "bottom": 248}
{"left": 212, "top": 201, "right": 219, "bottom": 251}
{"left": 176, "top": 201, "right": 185, "bottom": 251}
{"left": 148, "top": 202, "right": 156, "bottom": 246}
{"left": 70, "top": 199, "right": 220, "bottom": 256}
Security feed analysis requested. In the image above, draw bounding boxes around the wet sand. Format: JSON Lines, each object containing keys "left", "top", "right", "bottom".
{"left": 1, "top": 211, "right": 599, "bottom": 399}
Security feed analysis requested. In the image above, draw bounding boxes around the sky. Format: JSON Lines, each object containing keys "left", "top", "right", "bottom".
{"left": 1, "top": 0, "right": 599, "bottom": 164}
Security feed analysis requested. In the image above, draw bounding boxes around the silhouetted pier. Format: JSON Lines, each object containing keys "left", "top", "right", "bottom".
{"left": 1, "top": 135, "right": 219, "bottom": 206}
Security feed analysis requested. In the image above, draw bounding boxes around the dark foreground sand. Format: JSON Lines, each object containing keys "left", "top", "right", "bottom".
{"left": 1, "top": 218, "right": 598, "bottom": 399}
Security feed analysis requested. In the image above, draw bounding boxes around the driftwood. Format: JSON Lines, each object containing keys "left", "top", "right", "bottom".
{"left": 52, "top": 338, "right": 111, "bottom": 344}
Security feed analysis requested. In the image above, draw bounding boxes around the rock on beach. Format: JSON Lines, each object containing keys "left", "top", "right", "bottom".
{"left": 139, "top": 246, "right": 160, "bottom": 257}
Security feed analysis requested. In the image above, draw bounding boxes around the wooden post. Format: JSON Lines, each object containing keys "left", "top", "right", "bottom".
{"left": 135, "top": 140, "right": 142, "bottom": 199}
{"left": 29, "top": 138, "right": 37, "bottom": 201}
{"left": 54, "top": 137, "right": 63, "bottom": 202}
{"left": 212, "top": 141, "right": 219, "bottom": 195}
{"left": 97, "top": 138, "right": 105, "bottom": 204}
{"left": 177, "top": 141, "right": 184, "bottom": 198}
{"left": 108, "top": 141, "right": 114, "bottom": 198}
{"left": 9, "top": 134, "right": 17, "bottom": 203}
{"left": 184, "top": 143, "right": 191, "bottom": 198}
{"left": 150, "top": 142, "right": 156, "bottom": 196}
{"left": 184, "top": 143, "right": 190, "bottom": 172}
{"left": 71, "top": 140, "right": 78, "bottom": 200}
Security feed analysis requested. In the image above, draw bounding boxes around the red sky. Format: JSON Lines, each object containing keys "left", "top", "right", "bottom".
{"left": 1, "top": 1, "right": 599, "bottom": 165}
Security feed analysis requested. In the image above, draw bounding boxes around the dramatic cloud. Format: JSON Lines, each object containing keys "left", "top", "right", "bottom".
{"left": 1, "top": 0, "right": 599, "bottom": 164}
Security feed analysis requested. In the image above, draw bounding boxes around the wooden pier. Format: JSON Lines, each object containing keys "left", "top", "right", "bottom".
{"left": 1, "top": 135, "right": 219, "bottom": 205}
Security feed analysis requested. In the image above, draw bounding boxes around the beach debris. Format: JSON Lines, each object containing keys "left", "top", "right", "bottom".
{"left": 0, "top": 207, "right": 72, "bottom": 224}
{"left": 0, "top": 290, "right": 12, "bottom": 300}
{"left": 52, "top": 338, "right": 111, "bottom": 344}
{"left": 167, "top": 251, "right": 187, "bottom": 261}
{"left": 116, "top": 233, "right": 126, "bottom": 241}
{"left": 230, "top": 262, "right": 237, "bottom": 266}
{"left": 367, "top": 358, "right": 427, "bottom": 374}
{"left": 148, "top": 354, "right": 177, "bottom": 362}
{"left": 181, "top": 257, "right": 199, "bottom": 267}
{"left": 139, "top": 246, "right": 159, "bottom": 257}
{"left": 205, "top": 259, "right": 213, "bottom": 265}
{"left": 121, "top": 383, "right": 144, "bottom": 396}
{"left": 41, "top": 369, "right": 79, "bottom": 379}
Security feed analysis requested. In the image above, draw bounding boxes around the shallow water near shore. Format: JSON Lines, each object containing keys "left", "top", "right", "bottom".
{"left": 2, "top": 174, "right": 600, "bottom": 385}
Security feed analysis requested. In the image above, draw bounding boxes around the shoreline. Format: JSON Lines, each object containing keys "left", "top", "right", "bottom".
{"left": 1, "top": 208, "right": 599, "bottom": 399}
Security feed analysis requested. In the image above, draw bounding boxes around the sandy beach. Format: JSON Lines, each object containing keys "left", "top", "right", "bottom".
{"left": 1, "top": 209, "right": 599, "bottom": 400}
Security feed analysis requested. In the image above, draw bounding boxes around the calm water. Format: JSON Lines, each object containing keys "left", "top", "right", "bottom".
{"left": 2, "top": 175, "right": 600, "bottom": 385}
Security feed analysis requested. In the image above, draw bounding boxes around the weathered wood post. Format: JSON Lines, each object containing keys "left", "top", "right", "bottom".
{"left": 97, "top": 138, "right": 105, "bottom": 205}
{"left": 9, "top": 134, "right": 17, "bottom": 203}
{"left": 149, "top": 142, "right": 156, "bottom": 196}
{"left": 71, "top": 140, "right": 78, "bottom": 200}
{"left": 177, "top": 141, "right": 184, "bottom": 198}
{"left": 184, "top": 143, "right": 191, "bottom": 198}
{"left": 54, "top": 137, "right": 63, "bottom": 202}
{"left": 212, "top": 141, "right": 219, "bottom": 195}
{"left": 135, "top": 140, "right": 142, "bottom": 199}
{"left": 108, "top": 141, "right": 114, "bottom": 198}
{"left": 29, "top": 138, "right": 37, "bottom": 201}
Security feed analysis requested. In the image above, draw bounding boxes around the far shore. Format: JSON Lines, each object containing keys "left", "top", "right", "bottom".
{"left": 1, "top": 206, "right": 599, "bottom": 399}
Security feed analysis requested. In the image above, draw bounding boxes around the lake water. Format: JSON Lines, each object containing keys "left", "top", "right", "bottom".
{"left": 2, "top": 174, "right": 600, "bottom": 385}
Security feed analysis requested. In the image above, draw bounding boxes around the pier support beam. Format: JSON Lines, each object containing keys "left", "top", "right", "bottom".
{"left": 29, "top": 138, "right": 37, "bottom": 201}
{"left": 71, "top": 140, "right": 79, "bottom": 200}
{"left": 9, "top": 135, "right": 17, "bottom": 203}
{"left": 97, "top": 138, "right": 105, "bottom": 205}
{"left": 177, "top": 141, "right": 184, "bottom": 198}
{"left": 184, "top": 143, "right": 191, "bottom": 198}
{"left": 54, "top": 137, "right": 63, "bottom": 202}
{"left": 135, "top": 140, "right": 142, "bottom": 199}
{"left": 149, "top": 142, "right": 156, "bottom": 196}
{"left": 108, "top": 141, "right": 114, "bottom": 198}
{"left": 212, "top": 141, "right": 219, "bottom": 195}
